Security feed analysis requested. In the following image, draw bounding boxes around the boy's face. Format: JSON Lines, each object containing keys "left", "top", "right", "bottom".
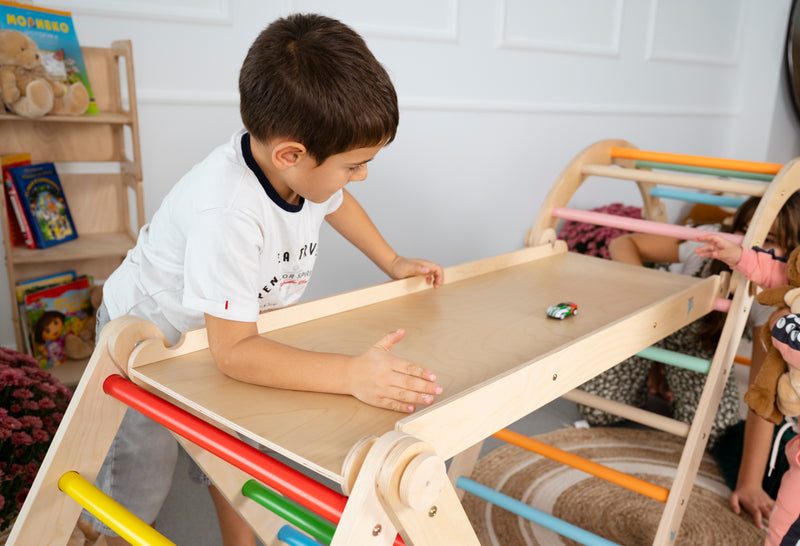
{"left": 287, "top": 143, "right": 384, "bottom": 204}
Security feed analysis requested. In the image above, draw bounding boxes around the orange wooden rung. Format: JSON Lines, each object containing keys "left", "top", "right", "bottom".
{"left": 609, "top": 147, "right": 783, "bottom": 176}
{"left": 493, "top": 428, "right": 670, "bottom": 503}
{"left": 734, "top": 354, "right": 751, "bottom": 366}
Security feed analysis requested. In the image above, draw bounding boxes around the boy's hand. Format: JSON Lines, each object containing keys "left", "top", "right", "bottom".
{"left": 694, "top": 233, "right": 743, "bottom": 267}
{"left": 389, "top": 256, "right": 444, "bottom": 288}
{"left": 349, "top": 328, "right": 443, "bottom": 413}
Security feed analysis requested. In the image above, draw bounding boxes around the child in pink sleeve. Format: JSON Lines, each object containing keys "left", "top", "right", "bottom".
{"left": 697, "top": 233, "right": 800, "bottom": 545}
{"left": 695, "top": 234, "right": 788, "bottom": 288}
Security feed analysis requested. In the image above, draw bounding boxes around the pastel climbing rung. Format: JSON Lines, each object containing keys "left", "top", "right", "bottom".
{"left": 582, "top": 164, "right": 766, "bottom": 197}
{"left": 635, "top": 160, "right": 774, "bottom": 182}
{"left": 636, "top": 346, "right": 711, "bottom": 374}
{"left": 634, "top": 161, "right": 775, "bottom": 182}
{"left": 492, "top": 428, "right": 669, "bottom": 502}
{"left": 649, "top": 187, "right": 746, "bottom": 209}
{"left": 456, "top": 477, "right": 622, "bottom": 546}
{"left": 550, "top": 207, "right": 744, "bottom": 244}
{"left": 610, "top": 147, "right": 783, "bottom": 175}
{"left": 278, "top": 525, "right": 323, "bottom": 546}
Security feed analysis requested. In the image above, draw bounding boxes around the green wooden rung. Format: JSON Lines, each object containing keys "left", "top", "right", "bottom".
{"left": 635, "top": 160, "right": 774, "bottom": 182}
{"left": 242, "top": 479, "right": 335, "bottom": 544}
{"left": 636, "top": 346, "right": 710, "bottom": 374}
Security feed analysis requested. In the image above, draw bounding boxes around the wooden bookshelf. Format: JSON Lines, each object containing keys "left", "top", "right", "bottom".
{"left": 0, "top": 41, "right": 144, "bottom": 388}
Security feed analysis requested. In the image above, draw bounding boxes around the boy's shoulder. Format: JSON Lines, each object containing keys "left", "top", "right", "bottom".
{"left": 172, "top": 130, "right": 260, "bottom": 210}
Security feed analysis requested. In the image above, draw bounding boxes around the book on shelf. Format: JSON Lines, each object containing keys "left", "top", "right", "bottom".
{"left": 24, "top": 274, "right": 93, "bottom": 369}
{"left": 7, "top": 162, "right": 77, "bottom": 249}
{"left": 0, "top": 153, "right": 35, "bottom": 248}
{"left": 0, "top": 1, "right": 97, "bottom": 114}
{"left": 16, "top": 270, "right": 76, "bottom": 356}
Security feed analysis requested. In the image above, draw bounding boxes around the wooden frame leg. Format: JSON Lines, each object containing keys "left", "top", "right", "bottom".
{"left": 333, "top": 430, "right": 480, "bottom": 546}
{"left": 7, "top": 317, "right": 162, "bottom": 546}
{"left": 447, "top": 441, "right": 483, "bottom": 501}
{"left": 376, "top": 436, "right": 480, "bottom": 546}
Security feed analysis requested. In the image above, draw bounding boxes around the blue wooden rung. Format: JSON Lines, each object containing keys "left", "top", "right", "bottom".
{"left": 457, "top": 476, "right": 621, "bottom": 546}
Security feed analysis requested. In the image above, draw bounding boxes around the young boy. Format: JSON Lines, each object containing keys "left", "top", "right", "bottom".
{"left": 86, "top": 13, "right": 444, "bottom": 545}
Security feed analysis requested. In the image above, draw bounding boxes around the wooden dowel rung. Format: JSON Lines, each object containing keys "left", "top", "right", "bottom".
{"left": 636, "top": 160, "right": 774, "bottom": 182}
{"left": 58, "top": 471, "right": 176, "bottom": 546}
{"left": 562, "top": 389, "right": 690, "bottom": 438}
{"left": 456, "top": 477, "right": 623, "bottom": 546}
{"left": 278, "top": 525, "right": 326, "bottom": 546}
{"left": 242, "top": 480, "right": 336, "bottom": 545}
{"left": 609, "top": 147, "right": 783, "bottom": 175}
{"left": 636, "top": 347, "right": 710, "bottom": 374}
{"left": 492, "top": 428, "right": 670, "bottom": 502}
{"left": 715, "top": 298, "right": 732, "bottom": 312}
{"left": 649, "top": 187, "right": 746, "bottom": 208}
{"left": 582, "top": 164, "right": 767, "bottom": 197}
{"left": 551, "top": 207, "right": 744, "bottom": 244}
{"left": 734, "top": 355, "right": 751, "bottom": 366}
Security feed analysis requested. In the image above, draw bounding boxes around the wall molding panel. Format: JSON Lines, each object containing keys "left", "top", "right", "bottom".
{"left": 136, "top": 89, "right": 737, "bottom": 118}
{"left": 37, "top": 0, "right": 232, "bottom": 24}
{"left": 286, "top": 0, "right": 459, "bottom": 43}
{"left": 645, "top": 0, "right": 744, "bottom": 66}
{"left": 496, "top": 0, "right": 623, "bottom": 56}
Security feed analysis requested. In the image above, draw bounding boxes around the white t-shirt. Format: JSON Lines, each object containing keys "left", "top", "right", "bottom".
{"left": 103, "top": 130, "right": 343, "bottom": 343}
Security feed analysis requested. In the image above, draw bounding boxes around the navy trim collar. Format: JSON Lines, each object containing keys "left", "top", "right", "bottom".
{"left": 241, "top": 132, "right": 303, "bottom": 213}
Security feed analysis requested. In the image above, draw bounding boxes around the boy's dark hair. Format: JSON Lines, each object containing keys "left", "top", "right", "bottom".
{"left": 239, "top": 13, "right": 399, "bottom": 164}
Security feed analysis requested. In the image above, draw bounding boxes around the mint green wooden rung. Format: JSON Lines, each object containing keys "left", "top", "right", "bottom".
{"left": 635, "top": 160, "right": 774, "bottom": 182}
{"left": 636, "top": 346, "right": 710, "bottom": 374}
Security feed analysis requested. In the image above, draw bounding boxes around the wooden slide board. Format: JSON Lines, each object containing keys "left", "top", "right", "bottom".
{"left": 127, "top": 241, "right": 718, "bottom": 485}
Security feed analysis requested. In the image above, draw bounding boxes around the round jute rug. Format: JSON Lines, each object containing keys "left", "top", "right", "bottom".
{"left": 461, "top": 427, "right": 767, "bottom": 545}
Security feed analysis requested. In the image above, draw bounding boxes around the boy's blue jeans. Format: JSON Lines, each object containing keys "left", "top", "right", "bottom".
{"left": 82, "top": 303, "right": 180, "bottom": 535}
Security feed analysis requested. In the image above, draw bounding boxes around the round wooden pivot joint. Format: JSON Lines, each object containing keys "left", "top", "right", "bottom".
{"left": 398, "top": 452, "right": 446, "bottom": 510}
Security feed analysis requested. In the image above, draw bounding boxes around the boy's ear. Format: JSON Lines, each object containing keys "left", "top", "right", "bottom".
{"left": 272, "top": 141, "right": 308, "bottom": 169}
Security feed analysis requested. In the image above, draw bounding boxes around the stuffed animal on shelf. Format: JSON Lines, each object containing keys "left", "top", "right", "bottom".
{"left": 63, "top": 284, "right": 102, "bottom": 361}
{"left": 0, "top": 29, "right": 89, "bottom": 118}
{"left": 743, "top": 247, "right": 800, "bottom": 424}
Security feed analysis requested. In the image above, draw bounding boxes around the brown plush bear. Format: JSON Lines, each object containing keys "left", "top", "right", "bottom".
{"left": 0, "top": 29, "right": 89, "bottom": 118}
{"left": 63, "top": 284, "right": 103, "bottom": 360}
{"left": 743, "top": 247, "right": 800, "bottom": 424}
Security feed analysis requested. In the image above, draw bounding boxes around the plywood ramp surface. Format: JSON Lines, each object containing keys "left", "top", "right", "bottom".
{"left": 132, "top": 250, "right": 710, "bottom": 484}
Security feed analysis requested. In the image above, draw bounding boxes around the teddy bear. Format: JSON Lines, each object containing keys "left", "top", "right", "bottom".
{"left": 742, "top": 246, "right": 800, "bottom": 424}
{"left": 0, "top": 29, "right": 90, "bottom": 118}
{"left": 63, "top": 284, "right": 102, "bottom": 361}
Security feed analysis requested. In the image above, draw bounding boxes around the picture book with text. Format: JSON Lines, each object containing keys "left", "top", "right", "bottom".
{"left": 0, "top": 153, "right": 35, "bottom": 248}
{"left": 24, "top": 275, "right": 92, "bottom": 369}
{"left": 7, "top": 162, "right": 77, "bottom": 248}
{"left": 0, "top": 1, "right": 97, "bottom": 114}
{"left": 16, "top": 270, "right": 76, "bottom": 356}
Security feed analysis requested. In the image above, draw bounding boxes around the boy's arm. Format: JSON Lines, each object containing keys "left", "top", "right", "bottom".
{"left": 325, "top": 189, "right": 443, "bottom": 287}
{"left": 204, "top": 314, "right": 442, "bottom": 413}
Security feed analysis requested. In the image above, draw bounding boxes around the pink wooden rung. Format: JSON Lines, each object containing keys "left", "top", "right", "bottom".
{"left": 551, "top": 207, "right": 744, "bottom": 244}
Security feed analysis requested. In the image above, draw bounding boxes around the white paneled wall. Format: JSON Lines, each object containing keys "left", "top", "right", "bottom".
{"left": 3, "top": 0, "right": 795, "bottom": 349}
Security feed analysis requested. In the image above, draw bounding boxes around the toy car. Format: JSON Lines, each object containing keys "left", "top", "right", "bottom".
{"left": 546, "top": 302, "right": 578, "bottom": 320}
